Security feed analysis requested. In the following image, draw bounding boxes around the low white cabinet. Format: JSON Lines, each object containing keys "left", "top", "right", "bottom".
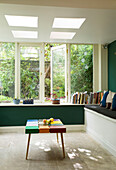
{"left": 84, "top": 107, "right": 116, "bottom": 157}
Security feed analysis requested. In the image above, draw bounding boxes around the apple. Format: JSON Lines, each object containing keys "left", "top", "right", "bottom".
{"left": 50, "top": 118, "right": 54, "bottom": 122}
{"left": 43, "top": 119, "right": 47, "bottom": 124}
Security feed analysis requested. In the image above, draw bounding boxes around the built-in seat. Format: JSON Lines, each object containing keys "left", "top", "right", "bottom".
{"left": 85, "top": 105, "right": 116, "bottom": 119}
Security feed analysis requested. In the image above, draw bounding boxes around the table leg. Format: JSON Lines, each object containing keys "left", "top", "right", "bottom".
{"left": 26, "top": 134, "right": 31, "bottom": 160}
{"left": 60, "top": 133, "right": 65, "bottom": 158}
{"left": 56, "top": 133, "right": 59, "bottom": 143}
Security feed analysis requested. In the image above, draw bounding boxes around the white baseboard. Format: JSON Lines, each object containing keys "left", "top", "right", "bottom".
{"left": 66, "top": 125, "right": 85, "bottom": 132}
{"left": 0, "top": 125, "right": 85, "bottom": 133}
{"left": 86, "top": 127, "right": 116, "bottom": 157}
{"left": 0, "top": 126, "right": 25, "bottom": 133}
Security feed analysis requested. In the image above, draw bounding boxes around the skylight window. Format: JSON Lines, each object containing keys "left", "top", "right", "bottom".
{"left": 5, "top": 15, "right": 38, "bottom": 27}
{"left": 52, "top": 18, "right": 86, "bottom": 29}
{"left": 50, "top": 32, "right": 76, "bottom": 39}
{"left": 12, "top": 31, "right": 38, "bottom": 38}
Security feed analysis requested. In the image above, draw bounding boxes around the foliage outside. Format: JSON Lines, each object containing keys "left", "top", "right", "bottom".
{"left": 0, "top": 95, "right": 13, "bottom": 102}
{"left": 0, "top": 43, "right": 93, "bottom": 103}
{"left": 0, "top": 43, "right": 15, "bottom": 102}
{"left": 71, "top": 44, "right": 93, "bottom": 94}
{"left": 20, "top": 46, "right": 39, "bottom": 99}
{"left": 52, "top": 46, "right": 65, "bottom": 99}
{"left": 44, "top": 44, "right": 65, "bottom": 101}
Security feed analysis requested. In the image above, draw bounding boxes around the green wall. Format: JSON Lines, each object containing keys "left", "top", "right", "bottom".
{"left": 108, "top": 40, "right": 116, "bottom": 91}
{"left": 0, "top": 105, "right": 84, "bottom": 126}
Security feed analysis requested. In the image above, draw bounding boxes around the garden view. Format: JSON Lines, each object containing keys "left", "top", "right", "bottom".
{"left": 0, "top": 43, "right": 93, "bottom": 103}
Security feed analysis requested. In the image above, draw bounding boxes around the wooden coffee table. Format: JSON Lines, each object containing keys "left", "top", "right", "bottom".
{"left": 25, "top": 119, "right": 66, "bottom": 160}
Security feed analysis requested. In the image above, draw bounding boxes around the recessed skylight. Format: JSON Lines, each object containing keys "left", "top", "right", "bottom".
{"left": 5, "top": 15, "right": 38, "bottom": 27}
{"left": 12, "top": 31, "right": 38, "bottom": 38}
{"left": 52, "top": 18, "right": 86, "bottom": 29}
{"left": 50, "top": 32, "right": 76, "bottom": 39}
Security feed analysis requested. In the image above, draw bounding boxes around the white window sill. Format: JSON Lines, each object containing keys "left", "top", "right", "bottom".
{"left": 0, "top": 103, "right": 86, "bottom": 106}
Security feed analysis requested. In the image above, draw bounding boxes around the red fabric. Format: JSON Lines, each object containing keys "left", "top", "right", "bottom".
{"left": 50, "top": 126, "right": 66, "bottom": 133}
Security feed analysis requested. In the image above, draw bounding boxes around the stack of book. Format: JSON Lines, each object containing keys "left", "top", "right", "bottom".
{"left": 72, "top": 91, "right": 88, "bottom": 104}
{"left": 72, "top": 91, "right": 104, "bottom": 104}
{"left": 92, "top": 91, "right": 103, "bottom": 104}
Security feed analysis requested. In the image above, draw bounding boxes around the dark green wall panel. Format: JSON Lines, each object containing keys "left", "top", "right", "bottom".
{"left": 0, "top": 105, "right": 84, "bottom": 126}
{"left": 108, "top": 40, "right": 116, "bottom": 91}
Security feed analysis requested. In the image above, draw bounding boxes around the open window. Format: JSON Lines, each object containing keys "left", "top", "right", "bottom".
{"left": 51, "top": 44, "right": 67, "bottom": 102}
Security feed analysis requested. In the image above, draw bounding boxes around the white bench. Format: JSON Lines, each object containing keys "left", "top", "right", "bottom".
{"left": 84, "top": 106, "right": 116, "bottom": 157}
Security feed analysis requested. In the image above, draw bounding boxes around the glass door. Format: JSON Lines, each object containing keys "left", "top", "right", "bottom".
{"left": 51, "top": 44, "right": 67, "bottom": 102}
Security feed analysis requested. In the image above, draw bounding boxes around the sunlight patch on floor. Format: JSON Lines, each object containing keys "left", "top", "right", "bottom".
{"left": 78, "top": 148, "right": 91, "bottom": 153}
{"left": 73, "top": 163, "right": 83, "bottom": 169}
{"left": 89, "top": 156, "right": 98, "bottom": 161}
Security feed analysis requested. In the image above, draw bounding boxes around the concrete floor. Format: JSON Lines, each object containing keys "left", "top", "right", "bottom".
{"left": 0, "top": 132, "right": 116, "bottom": 170}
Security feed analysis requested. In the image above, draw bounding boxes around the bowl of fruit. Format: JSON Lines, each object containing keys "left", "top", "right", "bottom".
{"left": 43, "top": 118, "right": 54, "bottom": 125}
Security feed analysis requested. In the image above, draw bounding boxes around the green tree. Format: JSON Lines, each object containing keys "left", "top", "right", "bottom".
{"left": 20, "top": 46, "right": 39, "bottom": 99}
{"left": 0, "top": 43, "right": 15, "bottom": 99}
{"left": 71, "top": 45, "right": 93, "bottom": 94}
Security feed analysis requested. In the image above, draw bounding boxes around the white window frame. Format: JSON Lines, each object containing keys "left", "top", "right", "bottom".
{"left": 51, "top": 44, "right": 67, "bottom": 102}
{"left": 67, "top": 44, "right": 71, "bottom": 103}
{"left": 15, "top": 42, "right": 20, "bottom": 99}
{"left": 39, "top": 43, "right": 45, "bottom": 103}
{"left": 15, "top": 43, "right": 44, "bottom": 102}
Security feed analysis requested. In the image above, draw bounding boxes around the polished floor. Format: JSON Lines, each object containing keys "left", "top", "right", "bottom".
{"left": 0, "top": 132, "right": 116, "bottom": 170}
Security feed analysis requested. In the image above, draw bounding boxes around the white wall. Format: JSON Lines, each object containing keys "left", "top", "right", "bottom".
{"left": 93, "top": 44, "right": 108, "bottom": 92}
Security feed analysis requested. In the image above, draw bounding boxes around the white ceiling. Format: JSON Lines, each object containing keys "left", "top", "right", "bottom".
{"left": 0, "top": 3, "right": 116, "bottom": 44}
{"left": 1, "top": 0, "right": 116, "bottom": 9}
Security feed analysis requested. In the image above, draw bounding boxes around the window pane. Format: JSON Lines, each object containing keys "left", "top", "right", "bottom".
{"left": 52, "top": 45, "right": 65, "bottom": 100}
{"left": 71, "top": 45, "right": 93, "bottom": 94}
{"left": 20, "top": 46, "right": 40, "bottom": 99}
{"left": 44, "top": 44, "right": 66, "bottom": 103}
{"left": 0, "top": 43, "right": 15, "bottom": 103}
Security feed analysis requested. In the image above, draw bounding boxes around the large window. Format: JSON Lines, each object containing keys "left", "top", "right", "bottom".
{"left": 71, "top": 44, "right": 93, "bottom": 94}
{"left": 0, "top": 42, "right": 93, "bottom": 103}
{"left": 0, "top": 43, "right": 15, "bottom": 103}
{"left": 20, "top": 46, "right": 40, "bottom": 99}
